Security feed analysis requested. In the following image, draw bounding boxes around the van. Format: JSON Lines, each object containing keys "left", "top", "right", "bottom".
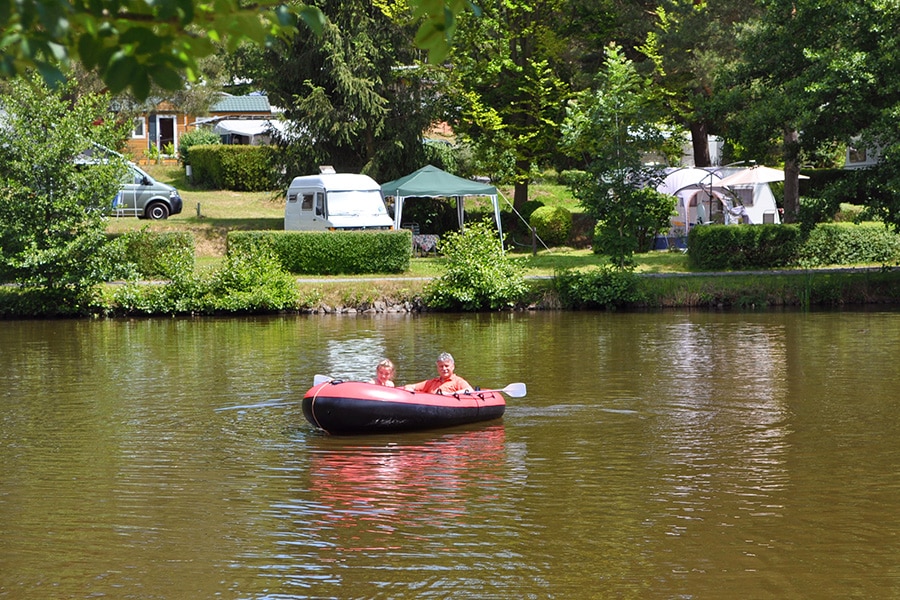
{"left": 284, "top": 170, "right": 394, "bottom": 231}
{"left": 113, "top": 163, "right": 183, "bottom": 220}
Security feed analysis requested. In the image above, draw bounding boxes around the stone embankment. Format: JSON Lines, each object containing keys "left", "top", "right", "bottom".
{"left": 305, "top": 299, "right": 429, "bottom": 315}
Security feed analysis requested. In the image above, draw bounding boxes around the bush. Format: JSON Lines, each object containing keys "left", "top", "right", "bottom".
{"left": 188, "top": 145, "right": 281, "bottom": 191}
{"left": 228, "top": 230, "right": 411, "bottom": 275}
{"left": 529, "top": 205, "right": 573, "bottom": 246}
{"left": 795, "top": 223, "right": 900, "bottom": 267}
{"left": 109, "top": 229, "right": 195, "bottom": 279}
{"left": 424, "top": 219, "right": 528, "bottom": 310}
{"left": 554, "top": 266, "right": 644, "bottom": 309}
{"left": 178, "top": 129, "right": 221, "bottom": 166}
{"left": 688, "top": 224, "right": 803, "bottom": 270}
{"left": 112, "top": 244, "right": 299, "bottom": 315}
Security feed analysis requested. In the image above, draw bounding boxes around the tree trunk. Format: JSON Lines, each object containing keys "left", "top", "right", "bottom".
{"left": 514, "top": 179, "right": 530, "bottom": 212}
{"left": 782, "top": 128, "right": 801, "bottom": 223}
{"left": 690, "top": 121, "right": 711, "bottom": 168}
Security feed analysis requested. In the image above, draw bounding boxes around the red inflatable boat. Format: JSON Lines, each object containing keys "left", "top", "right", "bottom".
{"left": 302, "top": 379, "right": 516, "bottom": 435}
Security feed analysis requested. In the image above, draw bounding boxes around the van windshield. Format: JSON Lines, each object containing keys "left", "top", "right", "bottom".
{"left": 327, "top": 190, "right": 387, "bottom": 216}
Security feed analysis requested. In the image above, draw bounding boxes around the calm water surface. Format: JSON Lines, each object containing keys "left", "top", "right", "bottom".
{"left": 1, "top": 311, "right": 899, "bottom": 599}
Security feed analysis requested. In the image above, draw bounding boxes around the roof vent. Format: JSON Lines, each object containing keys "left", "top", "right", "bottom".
{"left": 319, "top": 165, "right": 336, "bottom": 174}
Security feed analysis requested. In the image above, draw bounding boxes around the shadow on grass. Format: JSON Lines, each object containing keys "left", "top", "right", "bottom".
{"left": 183, "top": 217, "right": 284, "bottom": 231}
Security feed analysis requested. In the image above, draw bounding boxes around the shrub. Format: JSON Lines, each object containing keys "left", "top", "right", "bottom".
{"left": 688, "top": 224, "right": 803, "bottom": 270}
{"left": 554, "top": 266, "right": 644, "bottom": 309}
{"left": 206, "top": 245, "right": 300, "bottom": 312}
{"left": 558, "top": 169, "right": 588, "bottom": 187}
{"left": 795, "top": 223, "right": 900, "bottom": 267}
{"left": 188, "top": 145, "right": 280, "bottom": 191}
{"left": 424, "top": 219, "right": 528, "bottom": 310}
{"left": 178, "top": 129, "right": 221, "bottom": 166}
{"left": 228, "top": 230, "right": 411, "bottom": 275}
{"left": 112, "top": 244, "right": 299, "bottom": 315}
{"left": 529, "top": 205, "right": 573, "bottom": 246}
{"left": 109, "top": 229, "right": 195, "bottom": 279}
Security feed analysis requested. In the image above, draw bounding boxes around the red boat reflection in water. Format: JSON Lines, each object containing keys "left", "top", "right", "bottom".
{"left": 305, "top": 424, "right": 507, "bottom": 551}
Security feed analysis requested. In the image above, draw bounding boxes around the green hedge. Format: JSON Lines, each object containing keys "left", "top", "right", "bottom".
{"left": 687, "top": 222, "right": 900, "bottom": 270}
{"left": 108, "top": 229, "right": 195, "bottom": 279}
{"left": 795, "top": 223, "right": 900, "bottom": 267}
{"left": 688, "top": 224, "right": 803, "bottom": 270}
{"left": 227, "top": 230, "right": 412, "bottom": 275}
{"left": 187, "top": 145, "right": 280, "bottom": 191}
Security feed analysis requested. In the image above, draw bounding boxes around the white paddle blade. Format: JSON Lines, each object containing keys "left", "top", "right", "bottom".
{"left": 313, "top": 374, "right": 333, "bottom": 386}
{"left": 501, "top": 382, "right": 527, "bottom": 398}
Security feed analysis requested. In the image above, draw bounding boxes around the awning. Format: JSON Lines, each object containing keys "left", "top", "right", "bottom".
{"left": 212, "top": 119, "right": 284, "bottom": 139}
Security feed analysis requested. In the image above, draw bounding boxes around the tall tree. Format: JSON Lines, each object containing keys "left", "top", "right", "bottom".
{"left": 0, "top": 76, "right": 130, "bottom": 302}
{"left": 561, "top": 44, "right": 679, "bottom": 267}
{"left": 259, "top": 1, "right": 439, "bottom": 182}
{"left": 447, "top": 0, "right": 571, "bottom": 210}
{"left": 641, "top": 0, "right": 760, "bottom": 167}
{"left": 719, "top": 0, "right": 897, "bottom": 222}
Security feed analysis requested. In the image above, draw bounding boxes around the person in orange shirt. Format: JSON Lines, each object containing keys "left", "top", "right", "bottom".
{"left": 369, "top": 358, "right": 396, "bottom": 387}
{"left": 404, "top": 352, "right": 472, "bottom": 394}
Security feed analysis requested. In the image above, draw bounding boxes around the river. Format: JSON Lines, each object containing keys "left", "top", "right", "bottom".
{"left": 1, "top": 310, "right": 898, "bottom": 598}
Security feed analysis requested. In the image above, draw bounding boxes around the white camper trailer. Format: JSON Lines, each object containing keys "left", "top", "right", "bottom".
{"left": 284, "top": 170, "right": 394, "bottom": 231}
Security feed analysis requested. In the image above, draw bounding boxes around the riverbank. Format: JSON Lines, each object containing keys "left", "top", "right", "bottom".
{"left": 287, "top": 266, "right": 900, "bottom": 314}
{"left": 4, "top": 265, "right": 897, "bottom": 319}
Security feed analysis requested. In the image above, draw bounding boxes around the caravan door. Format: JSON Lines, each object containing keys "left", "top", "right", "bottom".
{"left": 285, "top": 186, "right": 328, "bottom": 230}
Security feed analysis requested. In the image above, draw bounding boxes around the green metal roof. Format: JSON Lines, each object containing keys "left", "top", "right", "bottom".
{"left": 210, "top": 95, "right": 272, "bottom": 113}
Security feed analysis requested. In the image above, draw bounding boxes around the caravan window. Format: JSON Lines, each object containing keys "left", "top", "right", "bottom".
{"left": 326, "top": 190, "right": 388, "bottom": 216}
{"left": 315, "top": 192, "right": 325, "bottom": 216}
{"left": 301, "top": 193, "right": 314, "bottom": 210}
{"left": 732, "top": 188, "right": 754, "bottom": 207}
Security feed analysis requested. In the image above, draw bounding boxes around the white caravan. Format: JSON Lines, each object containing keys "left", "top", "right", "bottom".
{"left": 284, "top": 170, "right": 394, "bottom": 231}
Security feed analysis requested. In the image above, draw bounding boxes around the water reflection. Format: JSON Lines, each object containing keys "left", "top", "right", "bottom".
{"left": 245, "top": 425, "right": 545, "bottom": 597}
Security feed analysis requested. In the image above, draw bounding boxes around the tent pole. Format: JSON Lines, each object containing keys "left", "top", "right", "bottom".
{"left": 394, "top": 197, "right": 404, "bottom": 230}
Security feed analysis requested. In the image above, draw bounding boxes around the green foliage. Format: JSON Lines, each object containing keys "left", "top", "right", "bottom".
{"left": 554, "top": 266, "right": 644, "bottom": 309}
{"left": 0, "top": 286, "right": 104, "bottom": 317}
{"left": 529, "top": 206, "right": 573, "bottom": 247}
{"left": 178, "top": 129, "right": 221, "bottom": 166}
{"left": 1, "top": 0, "right": 325, "bottom": 100}
{"left": 589, "top": 187, "right": 676, "bottom": 265}
{"left": 795, "top": 223, "right": 900, "bottom": 267}
{"left": 260, "top": 1, "right": 436, "bottom": 182}
{"left": 448, "top": 1, "right": 571, "bottom": 206}
{"left": 228, "top": 230, "right": 412, "bottom": 275}
{"left": 110, "top": 229, "right": 195, "bottom": 279}
{"left": 561, "top": 44, "right": 678, "bottom": 268}
{"left": 687, "top": 224, "right": 803, "bottom": 270}
{"left": 187, "top": 145, "right": 280, "bottom": 191}
{"left": 112, "top": 244, "right": 299, "bottom": 315}
{"left": 0, "top": 76, "right": 129, "bottom": 298}
{"left": 205, "top": 246, "right": 301, "bottom": 312}
{"left": 424, "top": 220, "right": 528, "bottom": 310}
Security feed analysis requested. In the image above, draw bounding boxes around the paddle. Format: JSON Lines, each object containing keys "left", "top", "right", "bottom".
{"left": 482, "top": 382, "right": 527, "bottom": 398}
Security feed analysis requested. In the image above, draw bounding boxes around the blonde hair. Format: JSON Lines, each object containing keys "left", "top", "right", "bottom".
{"left": 377, "top": 358, "right": 395, "bottom": 373}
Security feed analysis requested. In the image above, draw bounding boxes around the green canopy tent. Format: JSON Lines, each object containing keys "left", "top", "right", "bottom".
{"left": 381, "top": 165, "right": 503, "bottom": 243}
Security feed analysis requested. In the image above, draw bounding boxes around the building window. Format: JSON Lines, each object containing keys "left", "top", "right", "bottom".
{"left": 132, "top": 117, "right": 146, "bottom": 138}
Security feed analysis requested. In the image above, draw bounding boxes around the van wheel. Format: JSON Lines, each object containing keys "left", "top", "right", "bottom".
{"left": 146, "top": 203, "right": 170, "bottom": 220}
